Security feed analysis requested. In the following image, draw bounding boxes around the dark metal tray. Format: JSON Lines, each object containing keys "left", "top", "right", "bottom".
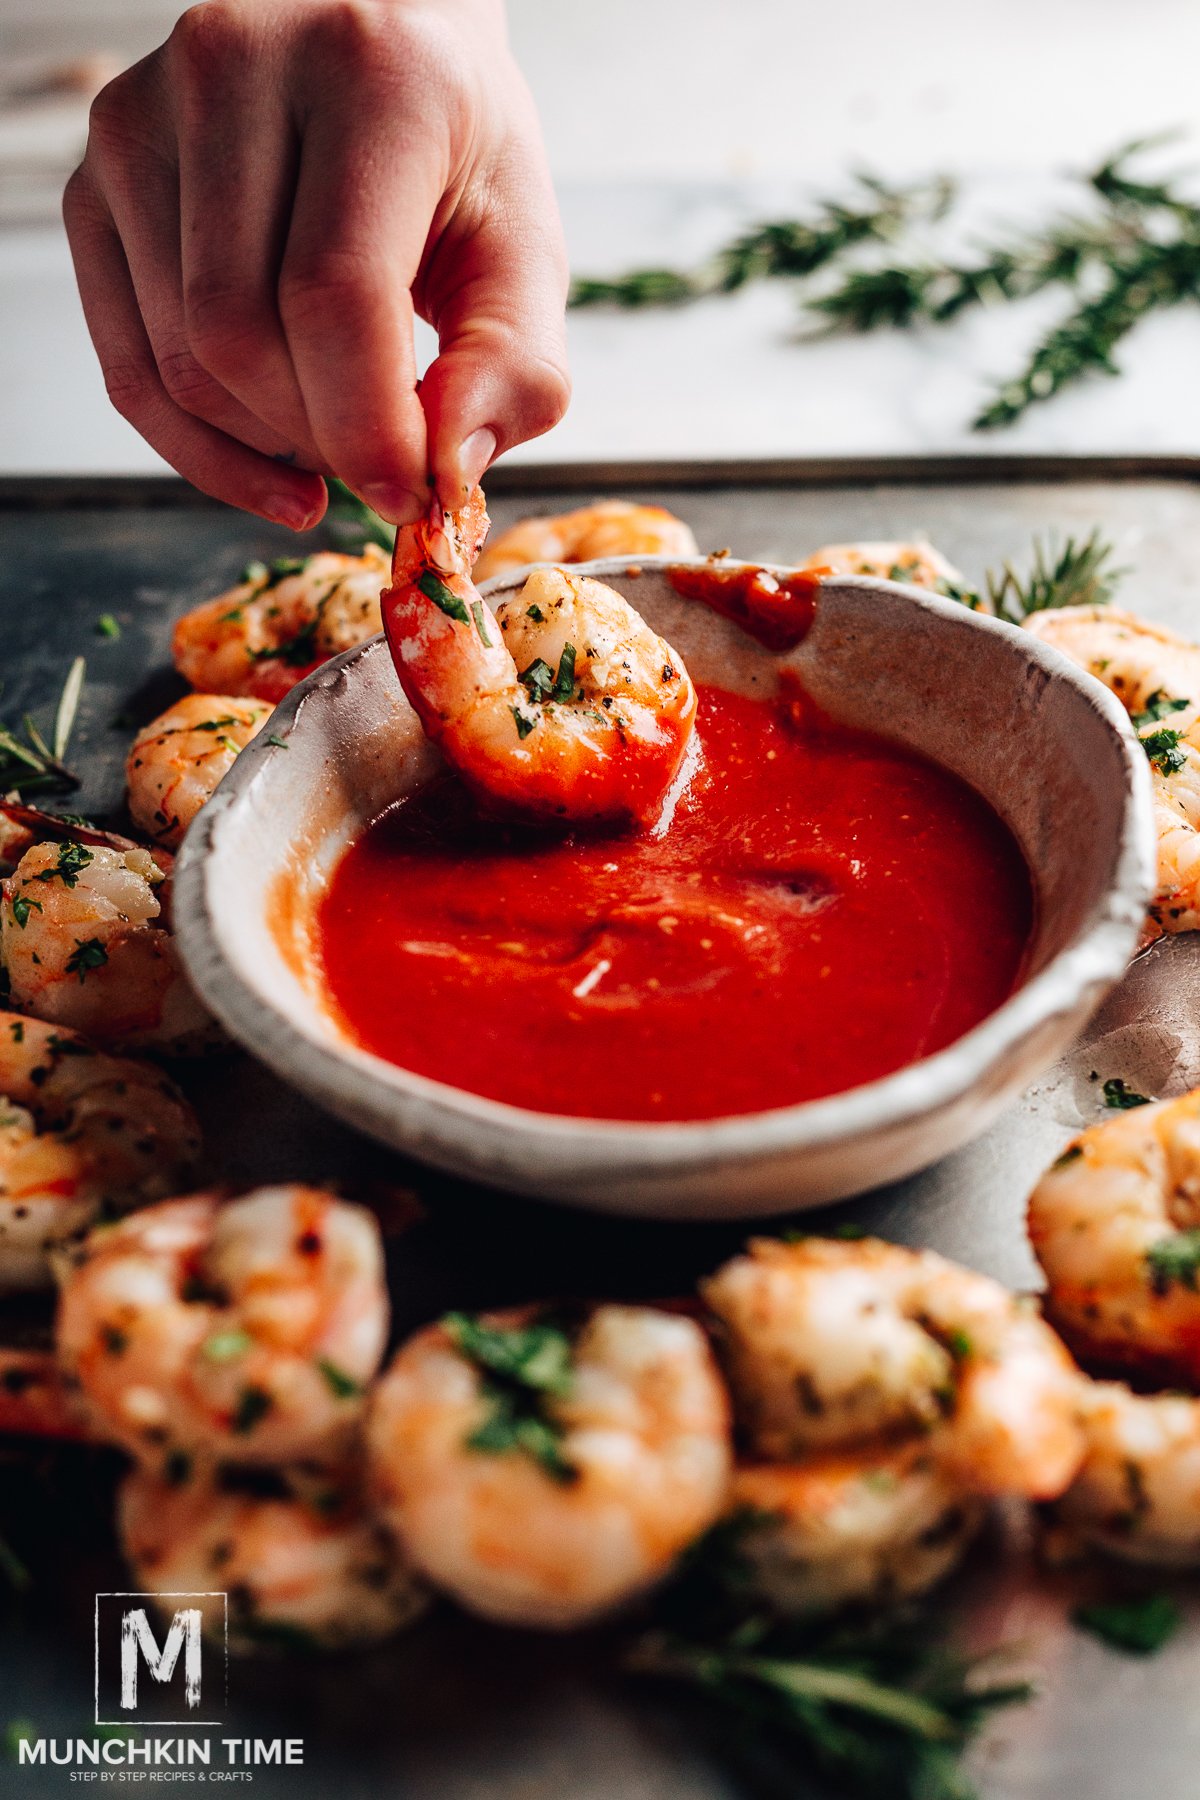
{"left": 4, "top": 457, "right": 1200, "bottom": 1800}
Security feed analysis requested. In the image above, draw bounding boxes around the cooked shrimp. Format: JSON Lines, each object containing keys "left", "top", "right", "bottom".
{"left": 0, "top": 833, "right": 214, "bottom": 1053}
{"left": 366, "top": 1303, "right": 732, "bottom": 1628}
{"left": 57, "top": 1186, "right": 388, "bottom": 1471}
{"left": 126, "top": 693, "right": 270, "bottom": 848}
{"left": 0, "top": 1013, "right": 200, "bottom": 1290}
{"left": 119, "top": 1464, "right": 426, "bottom": 1652}
{"left": 703, "top": 1237, "right": 1083, "bottom": 1499}
{"left": 800, "top": 540, "right": 969, "bottom": 596}
{"left": 1027, "top": 605, "right": 1200, "bottom": 938}
{"left": 728, "top": 1442, "right": 985, "bottom": 1616}
{"left": 172, "top": 543, "right": 389, "bottom": 702}
{"left": 382, "top": 490, "right": 698, "bottom": 823}
{"left": 1050, "top": 1380, "right": 1200, "bottom": 1565}
{"left": 473, "top": 500, "right": 698, "bottom": 584}
{"left": 1027, "top": 1089, "right": 1200, "bottom": 1384}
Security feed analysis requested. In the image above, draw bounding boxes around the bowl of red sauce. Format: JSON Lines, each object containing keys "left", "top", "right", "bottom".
{"left": 174, "top": 558, "right": 1156, "bottom": 1220}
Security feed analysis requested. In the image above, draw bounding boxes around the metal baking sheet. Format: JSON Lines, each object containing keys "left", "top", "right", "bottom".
{"left": 4, "top": 458, "right": 1200, "bottom": 1800}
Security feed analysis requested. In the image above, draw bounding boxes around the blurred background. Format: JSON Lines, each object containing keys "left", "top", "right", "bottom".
{"left": 4, "top": 0, "right": 1200, "bottom": 473}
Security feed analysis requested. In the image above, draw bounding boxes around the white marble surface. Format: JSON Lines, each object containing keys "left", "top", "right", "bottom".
{"left": 4, "top": 0, "right": 1200, "bottom": 473}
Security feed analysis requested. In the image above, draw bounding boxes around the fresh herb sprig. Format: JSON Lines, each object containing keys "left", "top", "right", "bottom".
{"left": 981, "top": 529, "right": 1124, "bottom": 623}
{"left": 631, "top": 1611, "right": 1031, "bottom": 1800}
{"left": 570, "top": 174, "right": 953, "bottom": 309}
{"left": 0, "top": 657, "right": 85, "bottom": 799}
{"left": 572, "top": 138, "right": 1200, "bottom": 430}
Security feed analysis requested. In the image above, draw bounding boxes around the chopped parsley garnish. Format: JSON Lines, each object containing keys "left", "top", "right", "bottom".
{"left": 1141, "top": 726, "right": 1187, "bottom": 776}
{"left": 239, "top": 560, "right": 268, "bottom": 585}
{"left": 510, "top": 705, "right": 536, "bottom": 740}
{"left": 9, "top": 895, "right": 42, "bottom": 929}
{"left": 1132, "top": 691, "right": 1190, "bottom": 730}
{"left": 1145, "top": 1230, "right": 1200, "bottom": 1294}
{"left": 1052, "top": 1143, "right": 1084, "bottom": 1169}
{"left": 264, "top": 557, "right": 307, "bottom": 585}
{"left": 469, "top": 600, "right": 493, "bottom": 646}
{"left": 1103, "top": 1077, "right": 1152, "bottom": 1109}
{"left": 417, "top": 568, "right": 471, "bottom": 624}
{"left": 943, "top": 1328, "right": 973, "bottom": 1360}
{"left": 1073, "top": 1593, "right": 1182, "bottom": 1655}
{"left": 191, "top": 715, "right": 240, "bottom": 733}
{"left": 202, "top": 1329, "right": 252, "bottom": 1362}
{"left": 519, "top": 643, "right": 577, "bottom": 706}
{"left": 266, "top": 734, "right": 288, "bottom": 749}
{"left": 526, "top": 603, "right": 545, "bottom": 622}
{"left": 32, "top": 840, "right": 92, "bottom": 888}
{"left": 95, "top": 612, "right": 121, "bottom": 640}
{"left": 66, "top": 938, "right": 108, "bottom": 981}
{"left": 231, "top": 1384, "right": 273, "bottom": 1434}
{"left": 444, "top": 1311, "right": 578, "bottom": 1484}
{"left": 315, "top": 1357, "right": 363, "bottom": 1399}
{"left": 8, "top": 1021, "right": 22, "bottom": 1044}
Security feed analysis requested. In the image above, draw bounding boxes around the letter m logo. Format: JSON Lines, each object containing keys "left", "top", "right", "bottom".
{"left": 95, "top": 1592, "right": 228, "bottom": 1725}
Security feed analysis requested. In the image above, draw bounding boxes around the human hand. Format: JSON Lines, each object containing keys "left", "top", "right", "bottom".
{"left": 63, "top": 0, "right": 571, "bottom": 528}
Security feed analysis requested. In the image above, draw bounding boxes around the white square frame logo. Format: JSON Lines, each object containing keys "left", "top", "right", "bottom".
{"left": 94, "top": 1591, "right": 228, "bottom": 1726}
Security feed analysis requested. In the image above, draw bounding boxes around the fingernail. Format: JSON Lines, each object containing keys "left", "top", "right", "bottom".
{"left": 361, "top": 482, "right": 425, "bottom": 526}
{"left": 459, "top": 427, "right": 497, "bottom": 490}
{"left": 266, "top": 493, "right": 318, "bottom": 531}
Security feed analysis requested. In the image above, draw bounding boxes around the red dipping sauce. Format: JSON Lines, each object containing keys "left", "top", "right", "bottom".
{"left": 315, "top": 684, "right": 1034, "bottom": 1122}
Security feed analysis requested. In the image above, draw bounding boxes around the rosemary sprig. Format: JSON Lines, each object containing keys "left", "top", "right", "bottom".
{"left": 570, "top": 173, "right": 952, "bottom": 309}
{"left": 630, "top": 1612, "right": 1031, "bottom": 1800}
{"left": 0, "top": 658, "right": 85, "bottom": 798}
{"left": 982, "top": 529, "right": 1123, "bottom": 623}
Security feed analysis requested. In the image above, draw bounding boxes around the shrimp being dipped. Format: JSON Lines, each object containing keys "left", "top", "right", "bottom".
{"left": 0, "top": 821, "right": 213, "bottom": 1054}
{"left": 729, "top": 1442, "right": 985, "bottom": 1617}
{"left": 1027, "top": 605, "right": 1200, "bottom": 938}
{"left": 801, "top": 540, "right": 970, "bottom": 597}
{"left": 1027, "top": 1089, "right": 1200, "bottom": 1386}
{"left": 119, "top": 1464, "right": 427, "bottom": 1652}
{"left": 473, "top": 500, "right": 698, "bottom": 584}
{"left": 382, "top": 491, "right": 698, "bottom": 823}
{"left": 173, "top": 544, "right": 389, "bottom": 702}
{"left": 57, "top": 1186, "right": 388, "bottom": 1473}
{"left": 367, "top": 1303, "right": 732, "bottom": 1629}
{"left": 703, "top": 1237, "right": 1083, "bottom": 1498}
{"left": 0, "top": 1014, "right": 200, "bottom": 1290}
{"left": 126, "top": 693, "right": 270, "bottom": 848}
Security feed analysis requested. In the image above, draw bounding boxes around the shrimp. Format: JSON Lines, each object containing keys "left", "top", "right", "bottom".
{"left": 703, "top": 1237, "right": 1083, "bottom": 1500}
{"left": 126, "top": 693, "right": 270, "bottom": 848}
{"left": 0, "top": 1013, "right": 200, "bottom": 1290}
{"left": 0, "top": 1342, "right": 90, "bottom": 1438}
{"left": 1026, "top": 1089, "right": 1200, "bottom": 1385}
{"left": 473, "top": 500, "right": 698, "bottom": 584}
{"left": 56, "top": 1186, "right": 388, "bottom": 1472}
{"left": 1049, "top": 1380, "right": 1200, "bottom": 1565}
{"left": 172, "top": 543, "right": 390, "bottom": 702}
{"left": 1026, "top": 605, "right": 1200, "bottom": 938}
{"left": 119, "top": 1464, "right": 427, "bottom": 1652}
{"left": 728, "top": 1442, "right": 985, "bottom": 1616}
{"left": 382, "top": 490, "right": 698, "bottom": 823}
{"left": 800, "top": 540, "right": 969, "bottom": 596}
{"left": 366, "top": 1303, "right": 732, "bottom": 1628}
{"left": 0, "top": 830, "right": 214, "bottom": 1054}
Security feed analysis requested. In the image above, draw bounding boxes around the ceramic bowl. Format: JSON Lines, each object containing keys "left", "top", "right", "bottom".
{"left": 174, "top": 560, "right": 1157, "bottom": 1220}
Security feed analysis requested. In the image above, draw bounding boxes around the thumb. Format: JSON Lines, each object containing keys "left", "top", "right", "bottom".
{"left": 419, "top": 142, "right": 571, "bottom": 506}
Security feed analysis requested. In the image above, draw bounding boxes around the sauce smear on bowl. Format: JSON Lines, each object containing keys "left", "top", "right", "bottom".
{"left": 315, "top": 684, "right": 1033, "bottom": 1121}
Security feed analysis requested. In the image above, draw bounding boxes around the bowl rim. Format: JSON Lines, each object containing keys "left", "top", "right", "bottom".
{"left": 175, "top": 559, "right": 1158, "bottom": 1170}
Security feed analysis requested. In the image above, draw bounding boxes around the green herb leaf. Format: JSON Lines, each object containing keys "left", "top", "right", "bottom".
{"left": 552, "top": 643, "right": 577, "bottom": 701}
{"left": 1141, "top": 726, "right": 1188, "bottom": 775}
{"left": 1073, "top": 1593, "right": 1182, "bottom": 1654}
{"left": 9, "top": 895, "right": 42, "bottom": 929}
{"left": 66, "top": 938, "right": 108, "bottom": 981}
{"left": 231, "top": 1384, "right": 273, "bottom": 1434}
{"left": 202, "top": 1329, "right": 253, "bottom": 1362}
{"left": 510, "top": 705, "right": 536, "bottom": 740}
{"left": 417, "top": 568, "right": 471, "bottom": 624}
{"left": 444, "top": 1311, "right": 578, "bottom": 1483}
{"left": 315, "top": 1356, "right": 363, "bottom": 1399}
{"left": 469, "top": 600, "right": 494, "bottom": 647}
{"left": 985, "top": 530, "right": 1122, "bottom": 623}
{"left": 1146, "top": 1229, "right": 1200, "bottom": 1294}
{"left": 1132, "top": 691, "right": 1191, "bottom": 729}
{"left": 95, "top": 613, "right": 121, "bottom": 640}
{"left": 266, "top": 733, "right": 289, "bottom": 749}
{"left": 1103, "top": 1077, "right": 1152, "bottom": 1109}
{"left": 32, "top": 840, "right": 92, "bottom": 889}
